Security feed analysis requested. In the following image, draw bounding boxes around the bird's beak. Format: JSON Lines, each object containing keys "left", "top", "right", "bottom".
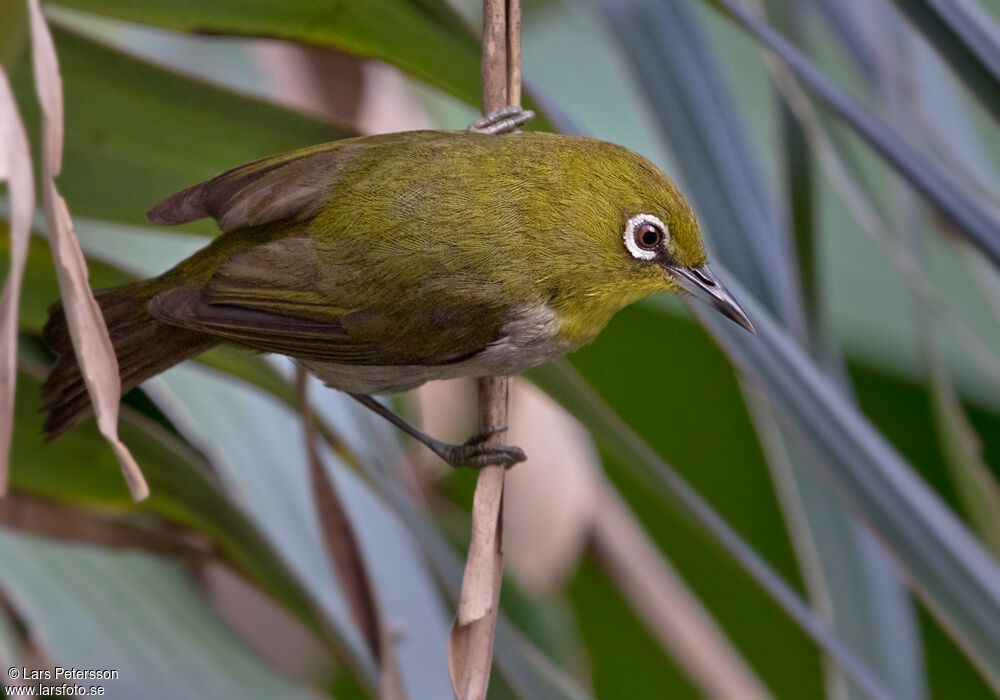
{"left": 666, "top": 264, "right": 756, "bottom": 334}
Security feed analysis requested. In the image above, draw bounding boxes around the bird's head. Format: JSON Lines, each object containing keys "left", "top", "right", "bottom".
{"left": 567, "top": 140, "right": 755, "bottom": 334}
{"left": 618, "top": 210, "right": 754, "bottom": 333}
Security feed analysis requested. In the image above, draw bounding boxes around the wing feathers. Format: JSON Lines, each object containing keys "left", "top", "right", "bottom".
{"left": 149, "top": 286, "right": 382, "bottom": 364}
{"left": 146, "top": 142, "right": 342, "bottom": 231}
{"left": 148, "top": 286, "right": 498, "bottom": 366}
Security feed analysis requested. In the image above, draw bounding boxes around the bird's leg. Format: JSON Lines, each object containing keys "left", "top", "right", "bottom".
{"left": 467, "top": 105, "right": 535, "bottom": 135}
{"left": 349, "top": 393, "right": 527, "bottom": 469}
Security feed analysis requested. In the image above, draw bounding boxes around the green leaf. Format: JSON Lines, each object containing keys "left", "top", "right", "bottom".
{"left": 8, "top": 27, "right": 353, "bottom": 232}
{"left": 51, "top": 0, "right": 483, "bottom": 107}
{"left": 0, "top": 529, "right": 313, "bottom": 699}
{"left": 273, "top": 369, "right": 463, "bottom": 699}
{"left": 888, "top": 0, "right": 1000, "bottom": 123}
{"left": 0, "top": 0, "right": 27, "bottom": 68}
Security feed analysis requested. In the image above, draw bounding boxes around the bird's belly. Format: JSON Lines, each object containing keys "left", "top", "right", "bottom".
{"left": 302, "top": 304, "right": 572, "bottom": 395}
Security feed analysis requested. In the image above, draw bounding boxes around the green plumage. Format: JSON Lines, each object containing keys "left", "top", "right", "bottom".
{"left": 42, "top": 129, "right": 717, "bottom": 438}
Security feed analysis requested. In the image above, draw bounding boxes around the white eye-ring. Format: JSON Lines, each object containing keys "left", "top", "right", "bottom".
{"left": 624, "top": 214, "right": 669, "bottom": 261}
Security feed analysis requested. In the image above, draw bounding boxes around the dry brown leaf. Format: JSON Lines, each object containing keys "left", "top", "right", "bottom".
{"left": 593, "top": 488, "right": 773, "bottom": 700}
{"left": 0, "top": 491, "right": 207, "bottom": 556}
{"left": 27, "top": 0, "right": 147, "bottom": 500}
{"left": 0, "top": 69, "right": 35, "bottom": 496}
{"left": 456, "top": 468, "right": 505, "bottom": 627}
{"left": 504, "top": 379, "right": 601, "bottom": 593}
{"left": 307, "top": 419, "right": 383, "bottom": 662}
{"left": 298, "top": 370, "right": 400, "bottom": 697}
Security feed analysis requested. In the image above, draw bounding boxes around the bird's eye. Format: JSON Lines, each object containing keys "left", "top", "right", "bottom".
{"left": 635, "top": 223, "right": 662, "bottom": 250}
{"left": 624, "top": 214, "right": 670, "bottom": 261}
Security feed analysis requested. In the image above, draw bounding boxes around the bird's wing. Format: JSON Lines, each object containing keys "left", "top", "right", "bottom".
{"left": 146, "top": 141, "right": 346, "bottom": 232}
{"left": 145, "top": 132, "right": 445, "bottom": 232}
{"left": 148, "top": 239, "right": 507, "bottom": 367}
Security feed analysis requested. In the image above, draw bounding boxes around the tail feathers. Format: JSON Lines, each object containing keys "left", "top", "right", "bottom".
{"left": 41, "top": 280, "right": 215, "bottom": 439}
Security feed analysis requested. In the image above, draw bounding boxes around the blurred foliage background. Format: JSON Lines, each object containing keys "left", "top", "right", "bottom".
{"left": 4, "top": 0, "right": 1000, "bottom": 697}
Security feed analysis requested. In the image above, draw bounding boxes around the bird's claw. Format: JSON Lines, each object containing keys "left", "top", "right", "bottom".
{"left": 435, "top": 426, "right": 526, "bottom": 469}
{"left": 467, "top": 106, "right": 535, "bottom": 135}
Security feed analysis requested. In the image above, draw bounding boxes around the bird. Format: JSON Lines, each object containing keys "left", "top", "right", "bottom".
{"left": 41, "top": 120, "right": 753, "bottom": 468}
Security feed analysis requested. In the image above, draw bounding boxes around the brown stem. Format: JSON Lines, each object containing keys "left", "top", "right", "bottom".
{"left": 481, "top": 0, "right": 508, "bottom": 113}
{"left": 505, "top": 0, "right": 522, "bottom": 109}
{"left": 447, "top": 3, "right": 521, "bottom": 698}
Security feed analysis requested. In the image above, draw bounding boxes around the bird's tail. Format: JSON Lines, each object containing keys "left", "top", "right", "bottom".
{"left": 41, "top": 279, "right": 215, "bottom": 439}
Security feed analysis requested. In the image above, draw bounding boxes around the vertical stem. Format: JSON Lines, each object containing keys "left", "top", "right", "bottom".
{"left": 505, "top": 0, "right": 522, "bottom": 109}
{"left": 447, "top": 2, "right": 520, "bottom": 698}
{"left": 475, "top": 0, "right": 513, "bottom": 505}
{"left": 481, "top": 0, "right": 508, "bottom": 112}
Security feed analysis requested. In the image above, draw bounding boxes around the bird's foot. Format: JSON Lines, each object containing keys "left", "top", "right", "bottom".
{"left": 430, "top": 426, "right": 527, "bottom": 469}
{"left": 467, "top": 106, "right": 535, "bottom": 135}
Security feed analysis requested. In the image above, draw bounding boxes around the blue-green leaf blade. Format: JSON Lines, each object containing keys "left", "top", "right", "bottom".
{"left": 688, "top": 278, "right": 1000, "bottom": 690}
{"left": 593, "top": 3, "right": 923, "bottom": 697}
{"left": 594, "top": 0, "right": 794, "bottom": 320}
{"left": 888, "top": 0, "right": 1000, "bottom": 122}
{"left": 704, "top": 0, "right": 1000, "bottom": 269}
